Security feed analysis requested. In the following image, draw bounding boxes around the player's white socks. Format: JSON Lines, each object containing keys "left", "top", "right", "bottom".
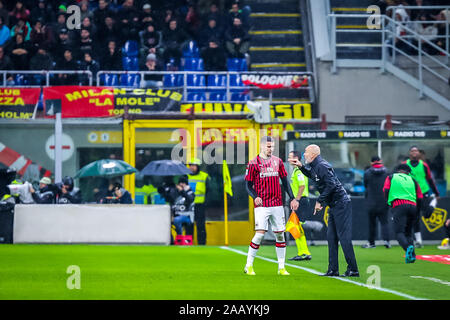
{"left": 275, "top": 232, "right": 286, "bottom": 269}
{"left": 415, "top": 232, "right": 423, "bottom": 244}
{"left": 246, "top": 233, "right": 264, "bottom": 267}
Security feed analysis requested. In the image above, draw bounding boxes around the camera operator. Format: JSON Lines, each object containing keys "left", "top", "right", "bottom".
{"left": 158, "top": 176, "right": 195, "bottom": 236}
{"left": 29, "top": 177, "right": 57, "bottom": 204}
{"left": 56, "top": 176, "right": 82, "bottom": 204}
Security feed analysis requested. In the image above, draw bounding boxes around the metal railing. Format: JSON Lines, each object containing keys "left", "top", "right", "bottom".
{"left": 0, "top": 69, "right": 315, "bottom": 104}
{"left": 95, "top": 70, "right": 315, "bottom": 104}
{"left": 328, "top": 11, "right": 449, "bottom": 107}
{"left": 0, "top": 70, "right": 93, "bottom": 87}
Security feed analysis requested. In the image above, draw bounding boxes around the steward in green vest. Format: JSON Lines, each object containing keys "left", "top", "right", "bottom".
{"left": 383, "top": 164, "right": 424, "bottom": 263}
{"left": 287, "top": 150, "right": 312, "bottom": 261}
{"left": 187, "top": 158, "right": 209, "bottom": 245}
{"left": 404, "top": 146, "right": 440, "bottom": 248}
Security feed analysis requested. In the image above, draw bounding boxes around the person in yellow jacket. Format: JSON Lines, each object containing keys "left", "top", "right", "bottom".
{"left": 288, "top": 150, "right": 312, "bottom": 261}
{"left": 188, "top": 158, "right": 210, "bottom": 245}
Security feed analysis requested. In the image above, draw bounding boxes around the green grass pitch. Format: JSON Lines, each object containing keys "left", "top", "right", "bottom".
{"left": 0, "top": 244, "right": 448, "bottom": 300}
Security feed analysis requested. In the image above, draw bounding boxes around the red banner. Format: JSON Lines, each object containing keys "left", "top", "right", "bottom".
{"left": 44, "top": 86, "right": 115, "bottom": 118}
{"left": 43, "top": 86, "right": 183, "bottom": 118}
{"left": 0, "top": 88, "right": 41, "bottom": 119}
{"left": 241, "top": 74, "right": 308, "bottom": 89}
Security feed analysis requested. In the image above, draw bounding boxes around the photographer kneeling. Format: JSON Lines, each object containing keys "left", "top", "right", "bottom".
{"left": 158, "top": 176, "right": 195, "bottom": 237}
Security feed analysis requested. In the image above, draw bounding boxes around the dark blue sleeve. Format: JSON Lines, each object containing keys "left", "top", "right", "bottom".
{"left": 317, "top": 164, "right": 338, "bottom": 205}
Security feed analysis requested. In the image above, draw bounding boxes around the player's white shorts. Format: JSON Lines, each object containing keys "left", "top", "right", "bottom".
{"left": 254, "top": 206, "right": 285, "bottom": 232}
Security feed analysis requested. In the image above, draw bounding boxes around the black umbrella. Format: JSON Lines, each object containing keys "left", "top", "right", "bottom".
{"left": 141, "top": 160, "right": 192, "bottom": 176}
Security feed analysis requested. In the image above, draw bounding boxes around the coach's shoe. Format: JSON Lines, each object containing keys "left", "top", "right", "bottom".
{"left": 340, "top": 270, "right": 360, "bottom": 277}
{"left": 361, "top": 243, "right": 376, "bottom": 249}
{"left": 405, "top": 245, "right": 416, "bottom": 264}
{"left": 289, "top": 254, "right": 312, "bottom": 261}
{"left": 244, "top": 265, "right": 256, "bottom": 275}
{"left": 320, "top": 270, "right": 339, "bottom": 277}
{"left": 277, "top": 268, "right": 290, "bottom": 276}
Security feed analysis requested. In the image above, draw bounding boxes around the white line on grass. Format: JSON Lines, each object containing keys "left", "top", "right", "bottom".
{"left": 220, "top": 246, "right": 427, "bottom": 301}
{"left": 410, "top": 276, "right": 450, "bottom": 286}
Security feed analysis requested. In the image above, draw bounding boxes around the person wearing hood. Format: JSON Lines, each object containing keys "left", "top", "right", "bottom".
{"left": 29, "top": 177, "right": 56, "bottom": 204}
{"left": 56, "top": 176, "right": 82, "bottom": 204}
{"left": 362, "top": 156, "right": 391, "bottom": 249}
{"left": 112, "top": 183, "right": 133, "bottom": 204}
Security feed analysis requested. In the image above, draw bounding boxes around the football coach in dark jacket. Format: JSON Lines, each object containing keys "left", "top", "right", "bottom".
{"left": 289, "top": 144, "right": 359, "bottom": 277}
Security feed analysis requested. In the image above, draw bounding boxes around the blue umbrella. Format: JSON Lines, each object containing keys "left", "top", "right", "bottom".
{"left": 141, "top": 160, "right": 192, "bottom": 176}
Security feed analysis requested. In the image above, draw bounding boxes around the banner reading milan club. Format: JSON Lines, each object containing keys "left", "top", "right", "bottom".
{"left": 0, "top": 88, "right": 41, "bottom": 119}
{"left": 43, "top": 86, "right": 183, "bottom": 118}
{"left": 240, "top": 74, "right": 309, "bottom": 89}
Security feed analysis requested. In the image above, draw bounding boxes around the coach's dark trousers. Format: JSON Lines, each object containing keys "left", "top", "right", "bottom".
{"left": 327, "top": 199, "right": 358, "bottom": 273}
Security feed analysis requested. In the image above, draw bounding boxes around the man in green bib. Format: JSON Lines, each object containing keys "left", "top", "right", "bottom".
{"left": 404, "top": 146, "right": 440, "bottom": 248}
{"left": 287, "top": 151, "right": 312, "bottom": 261}
{"left": 383, "top": 164, "right": 424, "bottom": 263}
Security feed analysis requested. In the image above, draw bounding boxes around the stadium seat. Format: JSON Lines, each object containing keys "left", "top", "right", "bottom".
{"left": 163, "top": 74, "right": 184, "bottom": 87}
{"left": 227, "top": 58, "right": 247, "bottom": 71}
{"left": 207, "top": 74, "right": 227, "bottom": 88}
{"left": 14, "top": 74, "right": 27, "bottom": 86}
{"left": 165, "top": 58, "right": 179, "bottom": 71}
{"left": 182, "top": 40, "right": 200, "bottom": 58}
{"left": 187, "top": 92, "right": 207, "bottom": 101}
{"left": 122, "top": 57, "right": 139, "bottom": 71}
{"left": 184, "top": 58, "right": 204, "bottom": 71}
{"left": 100, "top": 74, "right": 119, "bottom": 86}
{"left": 209, "top": 91, "right": 227, "bottom": 101}
{"left": 122, "top": 40, "right": 139, "bottom": 57}
{"left": 187, "top": 74, "right": 206, "bottom": 88}
{"left": 120, "top": 74, "right": 141, "bottom": 87}
{"left": 231, "top": 92, "right": 250, "bottom": 101}
{"left": 229, "top": 74, "right": 247, "bottom": 92}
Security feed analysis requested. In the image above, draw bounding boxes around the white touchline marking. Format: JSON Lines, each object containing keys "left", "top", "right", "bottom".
{"left": 220, "top": 246, "right": 427, "bottom": 301}
{"left": 410, "top": 276, "right": 450, "bottom": 286}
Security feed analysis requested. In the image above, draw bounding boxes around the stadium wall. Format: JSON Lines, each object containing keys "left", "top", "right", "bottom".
{"left": 13, "top": 204, "right": 171, "bottom": 244}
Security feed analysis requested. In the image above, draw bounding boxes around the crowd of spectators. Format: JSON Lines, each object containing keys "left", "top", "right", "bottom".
{"left": 376, "top": 0, "right": 449, "bottom": 55}
{"left": 0, "top": 0, "right": 253, "bottom": 85}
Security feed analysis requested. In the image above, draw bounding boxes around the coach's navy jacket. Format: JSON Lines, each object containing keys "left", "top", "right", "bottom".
{"left": 298, "top": 155, "right": 349, "bottom": 208}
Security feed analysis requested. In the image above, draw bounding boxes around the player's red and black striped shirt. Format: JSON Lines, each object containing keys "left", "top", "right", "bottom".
{"left": 245, "top": 155, "right": 287, "bottom": 207}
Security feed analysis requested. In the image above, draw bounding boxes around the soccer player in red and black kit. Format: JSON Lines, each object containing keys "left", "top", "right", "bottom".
{"left": 244, "top": 136, "right": 299, "bottom": 276}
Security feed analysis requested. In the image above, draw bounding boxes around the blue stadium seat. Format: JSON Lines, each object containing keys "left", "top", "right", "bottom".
{"left": 227, "top": 58, "right": 247, "bottom": 71}
{"left": 100, "top": 74, "right": 119, "bottom": 86}
{"left": 182, "top": 40, "right": 200, "bottom": 58}
{"left": 207, "top": 74, "right": 227, "bottom": 87}
{"left": 231, "top": 92, "right": 250, "bottom": 101}
{"left": 187, "top": 92, "right": 207, "bottom": 101}
{"left": 122, "top": 57, "right": 139, "bottom": 71}
{"left": 209, "top": 91, "right": 227, "bottom": 101}
{"left": 14, "top": 74, "right": 27, "bottom": 86}
{"left": 229, "top": 74, "right": 247, "bottom": 92}
{"left": 163, "top": 74, "right": 183, "bottom": 87}
{"left": 187, "top": 74, "right": 206, "bottom": 88}
{"left": 122, "top": 40, "right": 139, "bottom": 57}
{"left": 165, "top": 58, "right": 179, "bottom": 71}
{"left": 184, "top": 58, "right": 204, "bottom": 71}
{"left": 120, "top": 74, "right": 141, "bottom": 87}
